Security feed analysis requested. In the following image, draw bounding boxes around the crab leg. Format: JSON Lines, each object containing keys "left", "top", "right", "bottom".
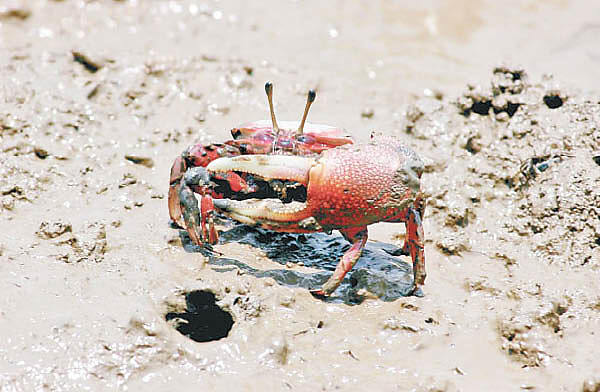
{"left": 406, "top": 201, "right": 426, "bottom": 295}
{"left": 311, "top": 226, "right": 368, "bottom": 297}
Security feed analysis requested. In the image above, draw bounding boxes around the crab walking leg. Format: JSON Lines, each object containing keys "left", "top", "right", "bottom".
{"left": 406, "top": 203, "right": 426, "bottom": 292}
{"left": 313, "top": 226, "right": 368, "bottom": 296}
{"left": 178, "top": 166, "right": 218, "bottom": 245}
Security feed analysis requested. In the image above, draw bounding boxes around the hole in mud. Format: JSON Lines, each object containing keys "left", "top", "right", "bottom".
{"left": 165, "top": 290, "right": 234, "bottom": 343}
{"left": 471, "top": 100, "right": 492, "bottom": 115}
{"left": 543, "top": 94, "right": 563, "bottom": 109}
{"left": 595, "top": 237, "right": 600, "bottom": 247}
{"left": 593, "top": 156, "right": 600, "bottom": 167}
{"left": 505, "top": 102, "right": 521, "bottom": 117}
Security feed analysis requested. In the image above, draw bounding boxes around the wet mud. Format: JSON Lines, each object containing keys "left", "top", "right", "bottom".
{"left": 2, "top": 1, "right": 600, "bottom": 391}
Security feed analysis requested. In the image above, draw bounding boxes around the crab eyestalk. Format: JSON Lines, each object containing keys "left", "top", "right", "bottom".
{"left": 297, "top": 89, "right": 316, "bottom": 135}
{"left": 264, "top": 82, "right": 280, "bottom": 135}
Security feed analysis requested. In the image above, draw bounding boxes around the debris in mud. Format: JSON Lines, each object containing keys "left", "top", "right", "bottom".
{"left": 165, "top": 290, "right": 234, "bottom": 343}
{"left": 232, "top": 294, "right": 263, "bottom": 320}
{"left": 118, "top": 173, "right": 137, "bottom": 188}
{"left": 258, "top": 336, "right": 290, "bottom": 365}
{"left": 497, "top": 315, "right": 550, "bottom": 367}
{"left": 510, "top": 153, "right": 569, "bottom": 190}
{"left": 582, "top": 378, "right": 600, "bottom": 392}
{"left": 33, "top": 147, "right": 49, "bottom": 159}
{"left": 497, "top": 299, "right": 569, "bottom": 367}
{"left": 37, "top": 220, "right": 107, "bottom": 263}
{"left": 435, "top": 232, "right": 470, "bottom": 256}
{"left": 124, "top": 155, "right": 154, "bottom": 168}
{"left": 361, "top": 108, "right": 374, "bottom": 118}
{"left": 36, "top": 220, "right": 72, "bottom": 239}
{"left": 382, "top": 317, "right": 419, "bottom": 332}
{"left": 72, "top": 51, "right": 102, "bottom": 73}
{"left": 464, "top": 278, "right": 501, "bottom": 296}
{"left": 0, "top": 6, "right": 31, "bottom": 20}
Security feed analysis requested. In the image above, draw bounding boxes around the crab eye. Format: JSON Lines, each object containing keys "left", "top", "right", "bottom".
{"left": 296, "top": 135, "right": 315, "bottom": 144}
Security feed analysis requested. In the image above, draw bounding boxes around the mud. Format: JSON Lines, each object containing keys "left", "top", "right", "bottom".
{"left": 2, "top": 1, "right": 600, "bottom": 391}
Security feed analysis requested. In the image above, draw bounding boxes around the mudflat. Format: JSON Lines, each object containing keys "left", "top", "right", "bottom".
{"left": 1, "top": 1, "right": 599, "bottom": 391}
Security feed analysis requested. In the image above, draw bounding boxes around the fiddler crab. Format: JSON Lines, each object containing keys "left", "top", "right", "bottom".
{"left": 169, "top": 82, "right": 426, "bottom": 297}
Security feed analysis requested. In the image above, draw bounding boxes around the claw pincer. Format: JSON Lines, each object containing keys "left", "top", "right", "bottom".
{"left": 168, "top": 82, "right": 426, "bottom": 297}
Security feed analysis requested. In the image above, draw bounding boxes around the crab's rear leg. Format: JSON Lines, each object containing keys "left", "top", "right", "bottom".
{"left": 311, "top": 226, "right": 368, "bottom": 297}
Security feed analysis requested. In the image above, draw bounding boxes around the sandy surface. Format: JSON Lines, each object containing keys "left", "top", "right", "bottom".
{"left": 1, "top": 1, "right": 600, "bottom": 391}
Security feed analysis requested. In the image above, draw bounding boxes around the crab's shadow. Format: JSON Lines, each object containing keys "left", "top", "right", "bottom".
{"left": 180, "top": 224, "right": 415, "bottom": 304}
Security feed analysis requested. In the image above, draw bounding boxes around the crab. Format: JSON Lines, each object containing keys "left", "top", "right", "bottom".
{"left": 169, "top": 82, "right": 426, "bottom": 297}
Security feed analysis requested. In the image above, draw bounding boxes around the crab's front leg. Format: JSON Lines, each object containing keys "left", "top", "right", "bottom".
{"left": 311, "top": 226, "right": 368, "bottom": 297}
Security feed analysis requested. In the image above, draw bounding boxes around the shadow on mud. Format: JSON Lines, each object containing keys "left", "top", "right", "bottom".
{"left": 180, "top": 224, "right": 415, "bottom": 304}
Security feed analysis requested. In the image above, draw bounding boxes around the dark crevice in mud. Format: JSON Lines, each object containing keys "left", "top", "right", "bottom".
{"left": 502, "top": 102, "right": 521, "bottom": 117}
{"left": 592, "top": 155, "right": 600, "bottom": 166}
{"left": 165, "top": 290, "right": 234, "bottom": 342}
{"left": 543, "top": 94, "right": 563, "bottom": 109}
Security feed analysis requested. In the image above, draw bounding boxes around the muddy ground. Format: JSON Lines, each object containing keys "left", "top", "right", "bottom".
{"left": 1, "top": 1, "right": 600, "bottom": 391}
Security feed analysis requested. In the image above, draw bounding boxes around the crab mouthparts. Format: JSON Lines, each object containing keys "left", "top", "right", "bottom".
{"left": 207, "top": 155, "right": 315, "bottom": 223}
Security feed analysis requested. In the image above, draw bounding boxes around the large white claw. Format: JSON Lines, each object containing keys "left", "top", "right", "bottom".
{"left": 206, "top": 155, "right": 314, "bottom": 184}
